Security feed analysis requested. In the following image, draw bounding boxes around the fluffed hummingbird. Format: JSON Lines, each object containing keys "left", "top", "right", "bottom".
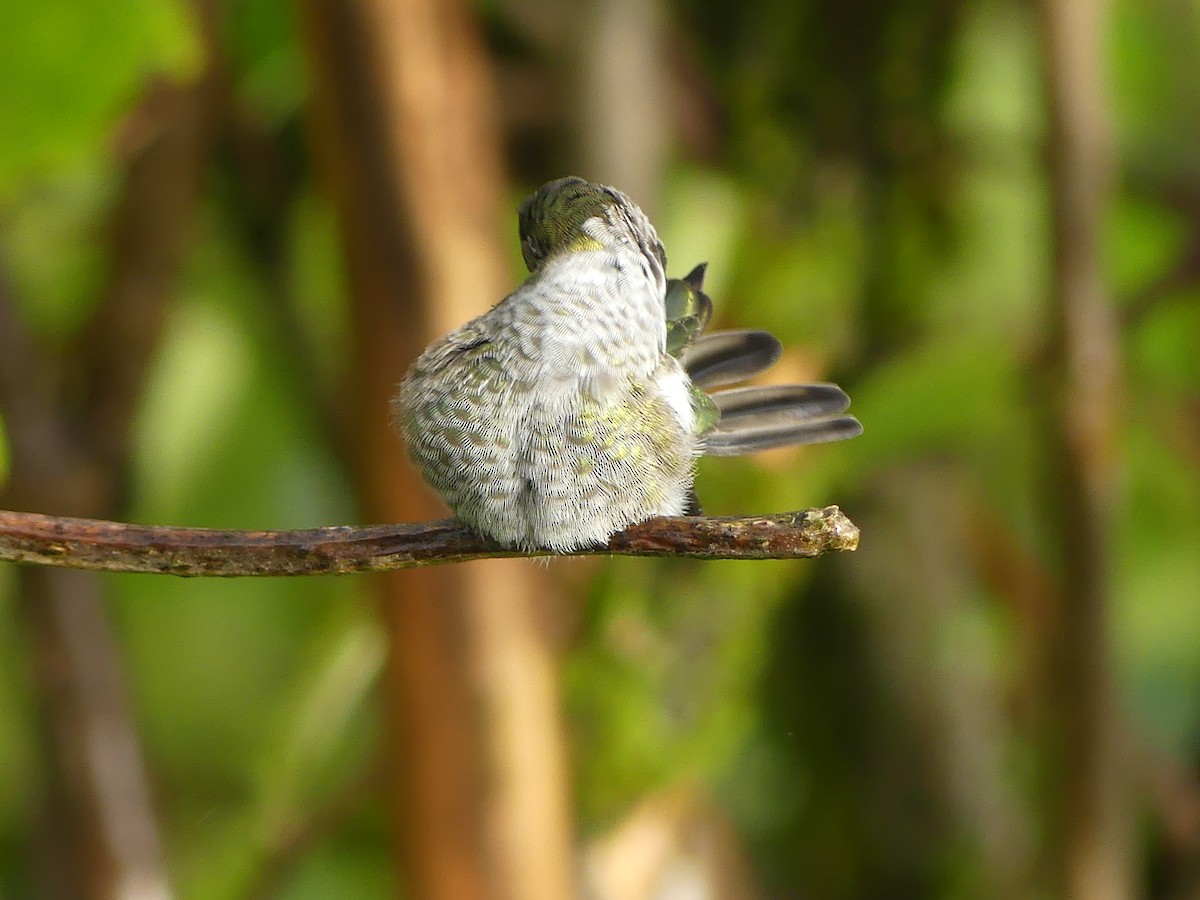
{"left": 392, "top": 177, "right": 861, "bottom": 552}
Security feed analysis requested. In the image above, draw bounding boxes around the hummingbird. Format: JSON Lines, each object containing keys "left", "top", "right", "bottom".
{"left": 392, "top": 177, "right": 861, "bottom": 552}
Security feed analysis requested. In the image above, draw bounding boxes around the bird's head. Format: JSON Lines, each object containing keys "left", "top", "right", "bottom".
{"left": 517, "top": 177, "right": 666, "bottom": 273}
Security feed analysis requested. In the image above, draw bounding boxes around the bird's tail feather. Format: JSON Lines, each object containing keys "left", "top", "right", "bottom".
{"left": 679, "top": 329, "right": 783, "bottom": 389}
{"left": 704, "top": 413, "right": 863, "bottom": 456}
{"left": 668, "top": 262, "right": 863, "bottom": 457}
{"left": 710, "top": 383, "right": 852, "bottom": 419}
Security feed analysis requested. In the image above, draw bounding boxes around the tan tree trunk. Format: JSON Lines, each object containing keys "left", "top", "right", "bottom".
{"left": 1037, "top": 1, "right": 1129, "bottom": 897}
{"left": 297, "top": 2, "right": 575, "bottom": 898}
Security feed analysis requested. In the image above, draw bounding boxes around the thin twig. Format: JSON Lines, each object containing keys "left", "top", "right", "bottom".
{"left": 0, "top": 507, "right": 859, "bottom": 577}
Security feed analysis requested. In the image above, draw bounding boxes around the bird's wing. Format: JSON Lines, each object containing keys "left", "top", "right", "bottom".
{"left": 408, "top": 321, "right": 493, "bottom": 376}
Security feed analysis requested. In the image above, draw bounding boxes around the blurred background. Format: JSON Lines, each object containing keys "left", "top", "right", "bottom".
{"left": 1, "top": 0, "right": 1198, "bottom": 897}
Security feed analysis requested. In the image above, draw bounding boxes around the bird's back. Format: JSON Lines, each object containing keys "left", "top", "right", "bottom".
{"left": 394, "top": 248, "right": 699, "bottom": 551}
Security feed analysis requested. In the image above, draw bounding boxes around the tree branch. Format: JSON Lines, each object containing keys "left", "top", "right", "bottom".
{"left": 0, "top": 507, "right": 858, "bottom": 576}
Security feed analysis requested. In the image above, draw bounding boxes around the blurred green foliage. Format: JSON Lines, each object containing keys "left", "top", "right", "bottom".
{"left": 0, "top": 0, "right": 200, "bottom": 194}
{"left": 2, "top": 0, "right": 1199, "bottom": 896}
